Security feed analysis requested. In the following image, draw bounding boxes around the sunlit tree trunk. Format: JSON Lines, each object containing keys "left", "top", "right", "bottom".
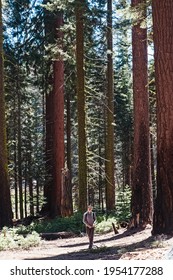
{"left": 0, "top": 0, "right": 12, "bottom": 228}
{"left": 152, "top": 0, "right": 173, "bottom": 235}
{"left": 51, "top": 12, "right": 65, "bottom": 217}
{"left": 131, "top": 0, "right": 153, "bottom": 228}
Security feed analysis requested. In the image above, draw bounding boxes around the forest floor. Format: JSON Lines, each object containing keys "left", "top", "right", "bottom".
{"left": 0, "top": 226, "right": 173, "bottom": 260}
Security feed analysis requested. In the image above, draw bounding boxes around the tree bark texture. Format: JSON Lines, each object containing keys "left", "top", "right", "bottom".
{"left": 152, "top": 0, "right": 173, "bottom": 234}
{"left": 51, "top": 13, "right": 65, "bottom": 217}
{"left": 131, "top": 0, "right": 153, "bottom": 228}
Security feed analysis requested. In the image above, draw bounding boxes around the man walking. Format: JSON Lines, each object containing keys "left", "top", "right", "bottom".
{"left": 83, "top": 205, "right": 96, "bottom": 249}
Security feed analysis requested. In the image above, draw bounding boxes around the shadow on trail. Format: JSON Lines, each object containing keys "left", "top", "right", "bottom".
{"left": 25, "top": 228, "right": 167, "bottom": 260}
{"left": 58, "top": 228, "right": 144, "bottom": 249}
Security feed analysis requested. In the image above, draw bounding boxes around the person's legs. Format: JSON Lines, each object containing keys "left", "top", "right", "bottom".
{"left": 89, "top": 227, "right": 94, "bottom": 248}
{"left": 87, "top": 227, "right": 94, "bottom": 249}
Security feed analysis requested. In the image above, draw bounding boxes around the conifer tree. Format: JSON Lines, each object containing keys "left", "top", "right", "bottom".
{"left": 131, "top": 0, "right": 153, "bottom": 228}
{"left": 0, "top": 0, "right": 12, "bottom": 228}
{"left": 75, "top": 0, "right": 87, "bottom": 212}
{"left": 105, "top": 0, "right": 115, "bottom": 211}
{"left": 152, "top": 0, "right": 173, "bottom": 235}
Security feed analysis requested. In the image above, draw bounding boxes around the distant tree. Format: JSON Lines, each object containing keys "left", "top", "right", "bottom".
{"left": 152, "top": 0, "right": 173, "bottom": 235}
{"left": 105, "top": 0, "right": 115, "bottom": 211}
{"left": 75, "top": 0, "right": 87, "bottom": 212}
{"left": 4, "top": 0, "right": 46, "bottom": 219}
{"left": 130, "top": 0, "right": 153, "bottom": 228}
{"left": 0, "top": 0, "right": 12, "bottom": 228}
{"left": 115, "top": 0, "right": 133, "bottom": 189}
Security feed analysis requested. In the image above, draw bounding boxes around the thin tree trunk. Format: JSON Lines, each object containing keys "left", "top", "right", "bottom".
{"left": 65, "top": 88, "right": 73, "bottom": 216}
{"left": 43, "top": 80, "right": 53, "bottom": 214}
{"left": 0, "top": 0, "right": 12, "bottom": 228}
{"left": 105, "top": 0, "right": 115, "bottom": 211}
{"left": 75, "top": 0, "right": 87, "bottom": 212}
{"left": 36, "top": 180, "right": 39, "bottom": 214}
{"left": 42, "top": 0, "right": 54, "bottom": 216}
{"left": 14, "top": 106, "right": 18, "bottom": 219}
{"left": 24, "top": 163, "right": 28, "bottom": 217}
{"left": 16, "top": 62, "right": 23, "bottom": 219}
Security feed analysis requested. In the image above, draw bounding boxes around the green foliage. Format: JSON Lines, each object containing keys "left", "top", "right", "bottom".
{"left": 116, "top": 186, "right": 132, "bottom": 221}
{"left": 18, "top": 212, "right": 84, "bottom": 234}
{"left": 95, "top": 216, "right": 118, "bottom": 234}
{"left": 3, "top": 0, "right": 135, "bottom": 221}
{"left": 0, "top": 227, "right": 41, "bottom": 251}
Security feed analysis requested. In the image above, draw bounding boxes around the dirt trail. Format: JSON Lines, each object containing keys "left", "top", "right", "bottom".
{"left": 0, "top": 227, "right": 172, "bottom": 260}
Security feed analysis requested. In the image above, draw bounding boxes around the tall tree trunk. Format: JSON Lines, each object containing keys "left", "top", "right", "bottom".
{"left": 65, "top": 87, "right": 73, "bottom": 216}
{"left": 0, "top": 0, "right": 12, "bottom": 228}
{"left": 105, "top": 0, "right": 115, "bottom": 211}
{"left": 43, "top": 77, "right": 53, "bottom": 214}
{"left": 16, "top": 69, "right": 23, "bottom": 219}
{"left": 131, "top": 0, "right": 153, "bottom": 228}
{"left": 75, "top": 0, "right": 87, "bottom": 212}
{"left": 152, "top": 0, "right": 173, "bottom": 235}
{"left": 42, "top": 2, "right": 54, "bottom": 215}
{"left": 28, "top": 138, "right": 34, "bottom": 216}
{"left": 24, "top": 162, "right": 28, "bottom": 217}
{"left": 51, "top": 12, "right": 65, "bottom": 217}
{"left": 13, "top": 101, "right": 18, "bottom": 219}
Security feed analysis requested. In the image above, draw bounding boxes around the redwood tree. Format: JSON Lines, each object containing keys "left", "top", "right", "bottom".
{"left": 51, "top": 12, "right": 65, "bottom": 217}
{"left": 131, "top": 0, "right": 153, "bottom": 228}
{"left": 0, "top": 0, "right": 12, "bottom": 228}
{"left": 152, "top": 0, "right": 173, "bottom": 235}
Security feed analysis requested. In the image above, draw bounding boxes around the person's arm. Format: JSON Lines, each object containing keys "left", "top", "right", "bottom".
{"left": 93, "top": 212, "right": 96, "bottom": 227}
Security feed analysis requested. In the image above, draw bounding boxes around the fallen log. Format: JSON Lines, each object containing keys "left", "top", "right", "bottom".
{"left": 40, "top": 231, "right": 76, "bottom": 240}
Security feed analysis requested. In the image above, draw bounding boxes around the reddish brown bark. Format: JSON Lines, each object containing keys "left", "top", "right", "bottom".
{"left": 51, "top": 13, "right": 65, "bottom": 217}
{"left": 131, "top": 0, "right": 153, "bottom": 228}
{"left": 152, "top": 0, "right": 173, "bottom": 235}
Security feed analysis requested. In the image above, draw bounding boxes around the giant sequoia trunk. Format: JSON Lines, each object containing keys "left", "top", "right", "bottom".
{"left": 51, "top": 13, "right": 65, "bottom": 217}
{"left": 0, "top": 0, "right": 12, "bottom": 228}
{"left": 131, "top": 0, "right": 153, "bottom": 228}
{"left": 152, "top": 0, "right": 173, "bottom": 235}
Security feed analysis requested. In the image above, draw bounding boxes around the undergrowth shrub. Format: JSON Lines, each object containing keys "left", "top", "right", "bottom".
{"left": 18, "top": 212, "right": 84, "bottom": 235}
{"left": 95, "top": 217, "right": 118, "bottom": 234}
{"left": 116, "top": 185, "right": 131, "bottom": 222}
{"left": 0, "top": 227, "right": 41, "bottom": 251}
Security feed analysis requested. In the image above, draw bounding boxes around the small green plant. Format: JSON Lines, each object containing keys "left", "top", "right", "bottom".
{"left": 95, "top": 217, "right": 118, "bottom": 234}
{"left": 116, "top": 185, "right": 132, "bottom": 222}
{"left": 0, "top": 227, "right": 41, "bottom": 251}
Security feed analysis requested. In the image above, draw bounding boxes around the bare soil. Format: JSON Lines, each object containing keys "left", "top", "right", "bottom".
{"left": 0, "top": 226, "right": 173, "bottom": 260}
